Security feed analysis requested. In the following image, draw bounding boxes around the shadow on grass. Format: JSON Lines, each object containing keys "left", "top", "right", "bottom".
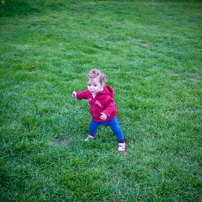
{"left": 0, "top": 0, "right": 72, "bottom": 17}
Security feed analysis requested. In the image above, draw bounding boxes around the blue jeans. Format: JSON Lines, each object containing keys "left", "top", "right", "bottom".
{"left": 89, "top": 117, "right": 124, "bottom": 141}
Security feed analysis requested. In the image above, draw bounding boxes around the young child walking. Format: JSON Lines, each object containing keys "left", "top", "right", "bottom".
{"left": 72, "top": 69, "right": 126, "bottom": 151}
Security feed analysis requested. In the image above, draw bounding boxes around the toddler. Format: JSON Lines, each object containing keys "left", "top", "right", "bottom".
{"left": 72, "top": 69, "right": 125, "bottom": 151}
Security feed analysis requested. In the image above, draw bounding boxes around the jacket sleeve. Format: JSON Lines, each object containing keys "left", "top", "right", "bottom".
{"left": 102, "top": 97, "right": 115, "bottom": 117}
{"left": 76, "top": 89, "right": 89, "bottom": 100}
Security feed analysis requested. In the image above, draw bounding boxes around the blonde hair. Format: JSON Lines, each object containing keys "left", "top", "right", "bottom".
{"left": 86, "top": 69, "right": 107, "bottom": 85}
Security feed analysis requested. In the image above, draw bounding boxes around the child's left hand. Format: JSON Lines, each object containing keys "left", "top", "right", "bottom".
{"left": 72, "top": 90, "right": 77, "bottom": 98}
{"left": 100, "top": 112, "right": 107, "bottom": 120}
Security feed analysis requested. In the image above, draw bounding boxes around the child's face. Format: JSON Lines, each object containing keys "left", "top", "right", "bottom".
{"left": 87, "top": 77, "right": 104, "bottom": 95}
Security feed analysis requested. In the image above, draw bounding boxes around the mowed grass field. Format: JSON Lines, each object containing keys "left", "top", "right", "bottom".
{"left": 0, "top": 0, "right": 201, "bottom": 201}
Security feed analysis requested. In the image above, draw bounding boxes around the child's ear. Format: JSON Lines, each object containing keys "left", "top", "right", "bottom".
{"left": 100, "top": 75, "right": 106, "bottom": 85}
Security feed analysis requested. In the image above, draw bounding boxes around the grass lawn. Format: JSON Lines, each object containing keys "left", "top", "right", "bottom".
{"left": 0, "top": 0, "right": 201, "bottom": 201}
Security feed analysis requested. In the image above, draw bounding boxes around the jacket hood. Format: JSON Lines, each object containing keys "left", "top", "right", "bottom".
{"left": 99, "top": 86, "right": 114, "bottom": 97}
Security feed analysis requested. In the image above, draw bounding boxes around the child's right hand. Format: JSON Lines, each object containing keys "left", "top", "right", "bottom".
{"left": 72, "top": 90, "right": 77, "bottom": 98}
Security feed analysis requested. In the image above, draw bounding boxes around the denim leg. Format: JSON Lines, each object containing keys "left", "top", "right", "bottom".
{"left": 109, "top": 117, "right": 124, "bottom": 141}
{"left": 89, "top": 119, "right": 100, "bottom": 136}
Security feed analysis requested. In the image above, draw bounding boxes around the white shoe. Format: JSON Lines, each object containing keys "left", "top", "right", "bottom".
{"left": 85, "top": 135, "right": 94, "bottom": 141}
{"left": 118, "top": 143, "right": 126, "bottom": 151}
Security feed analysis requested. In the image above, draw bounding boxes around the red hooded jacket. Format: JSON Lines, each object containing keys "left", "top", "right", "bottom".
{"left": 76, "top": 86, "right": 117, "bottom": 122}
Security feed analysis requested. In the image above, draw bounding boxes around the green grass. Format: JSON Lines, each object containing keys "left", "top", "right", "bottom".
{"left": 0, "top": 0, "right": 202, "bottom": 201}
